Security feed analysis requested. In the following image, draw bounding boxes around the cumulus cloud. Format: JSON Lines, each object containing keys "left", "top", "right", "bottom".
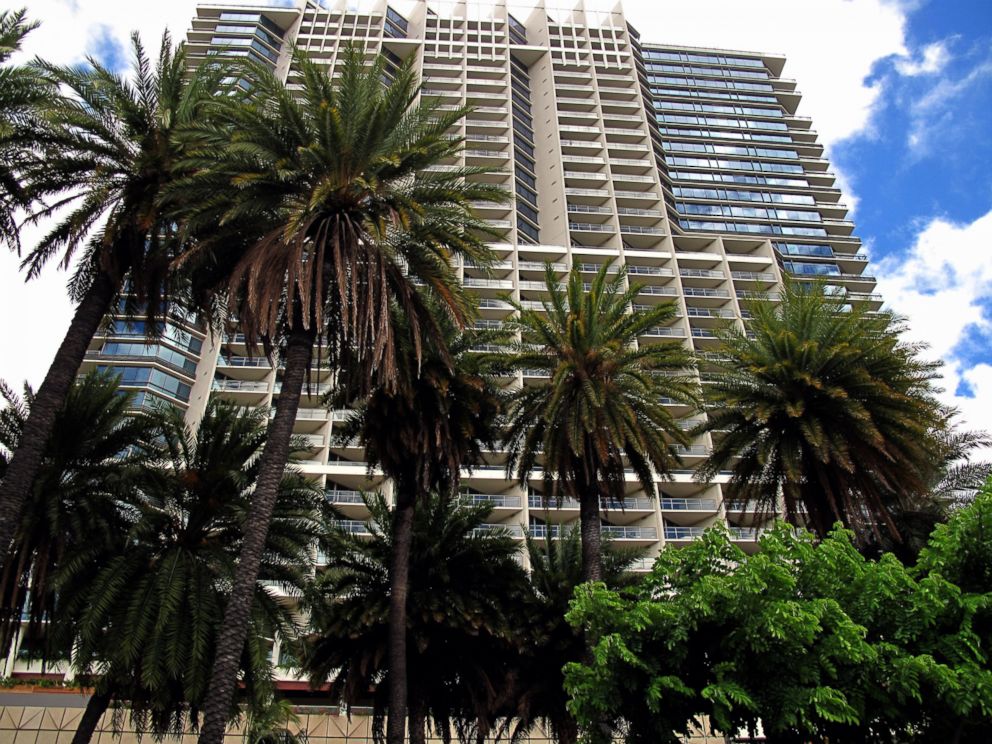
{"left": 12, "top": 1, "right": 198, "bottom": 66}
{"left": 894, "top": 39, "right": 951, "bottom": 76}
{"left": 874, "top": 210, "right": 992, "bottom": 436}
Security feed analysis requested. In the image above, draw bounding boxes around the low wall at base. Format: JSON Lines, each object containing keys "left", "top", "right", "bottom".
{"left": 0, "top": 692, "right": 730, "bottom": 743}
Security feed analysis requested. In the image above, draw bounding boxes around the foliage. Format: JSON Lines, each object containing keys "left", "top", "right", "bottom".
{"left": 503, "top": 261, "right": 698, "bottom": 579}
{"left": 565, "top": 491, "right": 992, "bottom": 742}
{"left": 244, "top": 697, "right": 309, "bottom": 744}
{"left": 20, "top": 31, "right": 223, "bottom": 313}
{"left": 335, "top": 308, "right": 507, "bottom": 498}
{"left": 57, "top": 401, "right": 327, "bottom": 738}
{"left": 302, "top": 492, "right": 527, "bottom": 743}
{"left": 0, "top": 372, "right": 154, "bottom": 659}
{"left": 0, "top": 8, "right": 49, "bottom": 249}
{"left": 170, "top": 46, "right": 505, "bottom": 389}
{"left": 496, "top": 528, "right": 642, "bottom": 744}
{"left": 694, "top": 279, "right": 945, "bottom": 543}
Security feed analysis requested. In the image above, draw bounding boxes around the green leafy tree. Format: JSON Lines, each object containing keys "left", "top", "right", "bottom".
{"left": 169, "top": 47, "right": 504, "bottom": 744}
{"left": 694, "top": 279, "right": 945, "bottom": 542}
{"left": 303, "top": 492, "right": 526, "bottom": 744}
{"left": 0, "top": 372, "right": 153, "bottom": 663}
{"left": 503, "top": 262, "right": 698, "bottom": 582}
{"left": 332, "top": 312, "right": 507, "bottom": 744}
{"left": 0, "top": 32, "right": 226, "bottom": 564}
{"left": 565, "top": 511, "right": 992, "bottom": 742}
{"left": 59, "top": 402, "right": 326, "bottom": 744}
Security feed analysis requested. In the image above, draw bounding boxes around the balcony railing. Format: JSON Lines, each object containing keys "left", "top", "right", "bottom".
{"left": 324, "top": 490, "right": 365, "bottom": 504}
{"left": 212, "top": 379, "right": 269, "bottom": 392}
{"left": 680, "top": 268, "right": 727, "bottom": 279}
{"left": 660, "top": 497, "right": 717, "bottom": 511}
{"left": 602, "top": 525, "right": 657, "bottom": 540}
{"left": 528, "top": 495, "right": 655, "bottom": 511}
{"left": 642, "top": 326, "right": 685, "bottom": 337}
{"left": 664, "top": 526, "right": 706, "bottom": 540}
{"left": 460, "top": 493, "right": 523, "bottom": 508}
{"left": 473, "top": 523, "right": 525, "bottom": 537}
{"left": 333, "top": 519, "right": 371, "bottom": 535}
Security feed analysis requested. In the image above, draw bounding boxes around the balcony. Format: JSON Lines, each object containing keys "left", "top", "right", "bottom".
{"left": 325, "top": 490, "right": 365, "bottom": 505}
{"left": 473, "top": 523, "right": 525, "bottom": 538}
{"left": 333, "top": 519, "right": 372, "bottom": 535}
{"left": 670, "top": 444, "right": 709, "bottom": 456}
{"left": 602, "top": 525, "right": 657, "bottom": 540}
{"left": 638, "top": 285, "right": 678, "bottom": 297}
{"left": 212, "top": 379, "right": 269, "bottom": 393}
{"left": 664, "top": 526, "right": 705, "bottom": 541}
{"left": 660, "top": 497, "right": 717, "bottom": 511}
{"left": 731, "top": 271, "right": 776, "bottom": 282}
{"left": 528, "top": 495, "right": 655, "bottom": 511}
{"left": 569, "top": 222, "right": 615, "bottom": 233}
{"left": 627, "top": 265, "right": 673, "bottom": 276}
{"left": 460, "top": 493, "right": 523, "bottom": 509}
{"left": 641, "top": 326, "right": 686, "bottom": 338}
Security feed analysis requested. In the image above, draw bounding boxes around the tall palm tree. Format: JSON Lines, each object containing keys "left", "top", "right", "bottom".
{"left": 171, "top": 48, "right": 505, "bottom": 744}
{"left": 0, "top": 32, "right": 226, "bottom": 562}
{"left": 0, "top": 8, "right": 49, "bottom": 249}
{"left": 0, "top": 372, "right": 154, "bottom": 665}
{"left": 58, "top": 401, "right": 327, "bottom": 744}
{"left": 503, "top": 262, "right": 699, "bottom": 582}
{"left": 303, "top": 492, "right": 526, "bottom": 744}
{"left": 333, "top": 310, "right": 507, "bottom": 744}
{"left": 694, "top": 279, "right": 945, "bottom": 542}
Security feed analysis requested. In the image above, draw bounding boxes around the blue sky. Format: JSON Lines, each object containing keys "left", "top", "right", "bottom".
{"left": 838, "top": 0, "right": 992, "bottom": 244}
{"left": 2, "top": 0, "right": 991, "bottom": 433}
{"left": 827, "top": 0, "right": 992, "bottom": 408}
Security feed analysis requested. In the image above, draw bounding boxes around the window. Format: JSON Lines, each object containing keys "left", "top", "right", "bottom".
{"left": 784, "top": 261, "right": 841, "bottom": 275}
{"left": 516, "top": 217, "right": 539, "bottom": 241}
{"left": 97, "top": 366, "right": 192, "bottom": 402}
{"left": 774, "top": 242, "right": 834, "bottom": 258}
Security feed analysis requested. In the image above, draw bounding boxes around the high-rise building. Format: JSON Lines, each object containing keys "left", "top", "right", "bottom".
{"left": 4, "top": 0, "right": 876, "bottom": 693}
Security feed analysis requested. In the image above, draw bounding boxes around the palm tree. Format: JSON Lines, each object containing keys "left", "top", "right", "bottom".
{"left": 0, "top": 371, "right": 154, "bottom": 666}
{"left": 333, "top": 310, "right": 507, "bottom": 744}
{"left": 503, "top": 262, "right": 699, "bottom": 582}
{"left": 0, "top": 32, "right": 227, "bottom": 563}
{"left": 303, "top": 492, "right": 526, "bottom": 744}
{"left": 58, "top": 401, "right": 327, "bottom": 744}
{"left": 170, "top": 48, "right": 505, "bottom": 744}
{"left": 694, "top": 279, "right": 945, "bottom": 543}
{"left": 502, "top": 528, "right": 642, "bottom": 744}
{"left": 0, "top": 8, "right": 49, "bottom": 249}
{"left": 864, "top": 426, "right": 992, "bottom": 561}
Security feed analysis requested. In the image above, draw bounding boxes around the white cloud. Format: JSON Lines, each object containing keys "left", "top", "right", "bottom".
{"left": 874, "top": 210, "right": 992, "bottom": 436}
{"left": 13, "top": 1, "right": 198, "bottom": 68}
{"left": 894, "top": 39, "right": 952, "bottom": 76}
{"left": 906, "top": 56, "right": 992, "bottom": 154}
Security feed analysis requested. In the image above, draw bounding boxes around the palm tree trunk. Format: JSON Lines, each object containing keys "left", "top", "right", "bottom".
{"left": 71, "top": 689, "right": 111, "bottom": 744}
{"left": 387, "top": 485, "right": 416, "bottom": 744}
{"left": 0, "top": 269, "right": 117, "bottom": 562}
{"left": 579, "top": 492, "right": 603, "bottom": 583}
{"left": 407, "top": 683, "right": 427, "bottom": 744}
{"left": 197, "top": 324, "right": 315, "bottom": 744}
